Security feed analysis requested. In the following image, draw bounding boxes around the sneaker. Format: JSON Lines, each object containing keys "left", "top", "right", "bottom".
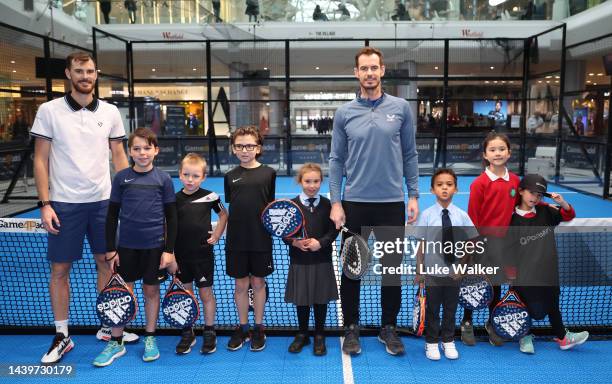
{"left": 288, "top": 333, "right": 310, "bottom": 353}
{"left": 313, "top": 334, "right": 326, "bottom": 356}
{"left": 441, "top": 341, "right": 459, "bottom": 359}
{"left": 378, "top": 325, "right": 405, "bottom": 356}
{"left": 142, "top": 336, "right": 160, "bottom": 362}
{"left": 227, "top": 326, "right": 250, "bottom": 351}
{"left": 201, "top": 329, "right": 217, "bottom": 354}
{"left": 425, "top": 343, "right": 441, "bottom": 361}
{"left": 342, "top": 324, "right": 361, "bottom": 355}
{"left": 555, "top": 330, "right": 589, "bottom": 350}
{"left": 92, "top": 340, "right": 126, "bottom": 367}
{"left": 485, "top": 321, "right": 505, "bottom": 346}
{"left": 96, "top": 327, "right": 139, "bottom": 343}
{"left": 460, "top": 320, "right": 476, "bottom": 346}
{"left": 519, "top": 334, "right": 535, "bottom": 354}
{"left": 250, "top": 326, "right": 266, "bottom": 352}
{"left": 175, "top": 329, "right": 196, "bottom": 355}
{"left": 41, "top": 333, "right": 74, "bottom": 364}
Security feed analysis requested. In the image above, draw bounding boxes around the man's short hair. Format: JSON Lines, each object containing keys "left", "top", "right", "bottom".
{"left": 355, "top": 47, "right": 384, "bottom": 68}
{"left": 66, "top": 51, "right": 96, "bottom": 69}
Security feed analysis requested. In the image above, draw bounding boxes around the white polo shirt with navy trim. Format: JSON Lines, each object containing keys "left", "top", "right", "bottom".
{"left": 30, "top": 94, "right": 126, "bottom": 203}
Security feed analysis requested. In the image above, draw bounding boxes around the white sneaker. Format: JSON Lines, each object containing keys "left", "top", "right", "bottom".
{"left": 441, "top": 341, "right": 459, "bottom": 359}
{"left": 96, "top": 327, "right": 139, "bottom": 343}
{"left": 41, "top": 333, "right": 74, "bottom": 364}
{"left": 425, "top": 343, "right": 440, "bottom": 361}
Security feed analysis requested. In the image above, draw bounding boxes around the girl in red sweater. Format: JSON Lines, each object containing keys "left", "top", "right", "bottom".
{"left": 460, "top": 132, "right": 520, "bottom": 347}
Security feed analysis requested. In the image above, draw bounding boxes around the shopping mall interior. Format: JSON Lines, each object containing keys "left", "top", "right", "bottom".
{"left": 0, "top": 0, "right": 610, "bottom": 207}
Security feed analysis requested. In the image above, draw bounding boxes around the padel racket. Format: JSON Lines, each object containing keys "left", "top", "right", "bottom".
{"left": 96, "top": 273, "right": 138, "bottom": 328}
{"left": 340, "top": 226, "right": 372, "bottom": 280}
{"left": 412, "top": 283, "right": 426, "bottom": 337}
{"left": 162, "top": 276, "right": 200, "bottom": 329}
{"left": 248, "top": 281, "right": 269, "bottom": 312}
{"left": 458, "top": 275, "right": 493, "bottom": 311}
{"left": 261, "top": 199, "right": 307, "bottom": 239}
{"left": 491, "top": 289, "right": 531, "bottom": 340}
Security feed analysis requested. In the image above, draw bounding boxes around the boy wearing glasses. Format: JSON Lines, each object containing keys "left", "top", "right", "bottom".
{"left": 224, "top": 125, "right": 276, "bottom": 352}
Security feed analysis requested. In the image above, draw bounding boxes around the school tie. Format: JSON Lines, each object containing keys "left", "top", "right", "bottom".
{"left": 306, "top": 197, "right": 316, "bottom": 213}
{"left": 441, "top": 209, "right": 454, "bottom": 264}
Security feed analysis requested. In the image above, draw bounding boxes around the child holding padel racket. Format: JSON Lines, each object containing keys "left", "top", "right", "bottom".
{"left": 462, "top": 132, "right": 520, "bottom": 346}
{"left": 224, "top": 125, "right": 276, "bottom": 352}
{"left": 415, "top": 168, "right": 478, "bottom": 360}
{"left": 284, "top": 163, "right": 339, "bottom": 356}
{"left": 93, "top": 128, "right": 178, "bottom": 367}
{"left": 509, "top": 174, "right": 588, "bottom": 354}
{"left": 174, "top": 153, "right": 228, "bottom": 355}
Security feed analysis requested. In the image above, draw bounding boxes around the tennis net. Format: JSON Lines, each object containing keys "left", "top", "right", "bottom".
{"left": 0, "top": 218, "right": 611, "bottom": 333}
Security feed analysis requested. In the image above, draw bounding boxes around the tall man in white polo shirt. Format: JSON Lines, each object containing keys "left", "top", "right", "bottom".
{"left": 31, "top": 52, "right": 136, "bottom": 364}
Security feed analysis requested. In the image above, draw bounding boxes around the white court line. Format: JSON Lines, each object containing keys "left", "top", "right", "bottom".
{"left": 328, "top": 192, "right": 355, "bottom": 384}
{"left": 340, "top": 338, "right": 355, "bottom": 384}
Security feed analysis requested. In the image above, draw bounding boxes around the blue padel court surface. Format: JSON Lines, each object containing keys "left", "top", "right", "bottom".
{"left": 0, "top": 334, "right": 610, "bottom": 383}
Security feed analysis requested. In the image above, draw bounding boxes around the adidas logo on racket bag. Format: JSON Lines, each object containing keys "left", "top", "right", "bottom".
{"left": 458, "top": 275, "right": 493, "bottom": 311}
{"left": 96, "top": 273, "right": 138, "bottom": 327}
{"left": 491, "top": 289, "right": 532, "bottom": 340}
{"left": 162, "top": 276, "right": 200, "bottom": 328}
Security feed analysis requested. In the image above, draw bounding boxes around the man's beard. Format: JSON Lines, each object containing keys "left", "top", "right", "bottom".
{"left": 71, "top": 79, "right": 94, "bottom": 95}
{"left": 360, "top": 78, "right": 380, "bottom": 90}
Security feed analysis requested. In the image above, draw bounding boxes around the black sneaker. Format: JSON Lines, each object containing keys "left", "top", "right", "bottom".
{"left": 227, "top": 326, "right": 249, "bottom": 351}
{"left": 250, "top": 326, "right": 266, "bottom": 352}
{"left": 176, "top": 329, "right": 196, "bottom": 355}
{"left": 485, "top": 321, "right": 505, "bottom": 346}
{"left": 288, "top": 333, "right": 310, "bottom": 353}
{"left": 342, "top": 324, "right": 361, "bottom": 355}
{"left": 200, "top": 329, "right": 217, "bottom": 354}
{"left": 313, "top": 334, "right": 327, "bottom": 356}
{"left": 41, "top": 333, "right": 74, "bottom": 364}
{"left": 378, "top": 325, "right": 405, "bottom": 356}
{"left": 460, "top": 320, "right": 476, "bottom": 346}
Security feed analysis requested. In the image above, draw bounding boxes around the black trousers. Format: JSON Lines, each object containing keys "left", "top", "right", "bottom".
{"left": 425, "top": 276, "right": 459, "bottom": 343}
{"left": 340, "top": 201, "right": 405, "bottom": 327}
{"left": 514, "top": 286, "right": 566, "bottom": 340}
{"left": 100, "top": 2, "right": 111, "bottom": 24}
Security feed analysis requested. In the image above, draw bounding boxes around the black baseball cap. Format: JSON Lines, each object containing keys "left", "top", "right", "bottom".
{"left": 519, "top": 174, "right": 552, "bottom": 198}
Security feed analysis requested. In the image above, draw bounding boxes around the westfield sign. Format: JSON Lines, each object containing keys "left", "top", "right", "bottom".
{"left": 161, "top": 32, "right": 185, "bottom": 40}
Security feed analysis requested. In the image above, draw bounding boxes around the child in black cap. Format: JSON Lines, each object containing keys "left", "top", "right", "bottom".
{"left": 508, "top": 174, "right": 589, "bottom": 354}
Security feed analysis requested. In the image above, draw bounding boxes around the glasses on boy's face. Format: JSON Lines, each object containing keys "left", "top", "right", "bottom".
{"left": 233, "top": 144, "right": 259, "bottom": 151}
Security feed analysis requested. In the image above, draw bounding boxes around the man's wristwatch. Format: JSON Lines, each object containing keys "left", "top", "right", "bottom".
{"left": 37, "top": 200, "right": 51, "bottom": 208}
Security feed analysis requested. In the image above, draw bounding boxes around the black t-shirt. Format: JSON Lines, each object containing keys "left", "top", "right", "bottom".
{"left": 224, "top": 164, "right": 276, "bottom": 252}
{"left": 175, "top": 188, "right": 224, "bottom": 260}
{"left": 508, "top": 204, "right": 563, "bottom": 286}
